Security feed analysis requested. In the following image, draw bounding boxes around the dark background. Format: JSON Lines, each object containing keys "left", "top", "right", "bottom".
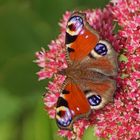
{"left": 0, "top": 0, "right": 109, "bottom": 140}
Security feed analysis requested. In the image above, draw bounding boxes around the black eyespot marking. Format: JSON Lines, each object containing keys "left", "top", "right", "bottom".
{"left": 57, "top": 97, "right": 68, "bottom": 107}
{"left": 67, "top": 47, "right": 75, "bottom": 53}
{"left": 88, "top": 95, "right": 102, "bottom": 106}
{"left": 65, "top": 32, "right": 77, "bottom": 44}
{"left": 57, "top": 110, "right": 62, "bottom": 116}
{"left": 68, "top": 24, "right": 76, "bottom": 32}
{"left": 94, "top": 43, "right": 108, "bottom": 56}
{"left": 62, "top": 89, "right": 70, "bottom": 94}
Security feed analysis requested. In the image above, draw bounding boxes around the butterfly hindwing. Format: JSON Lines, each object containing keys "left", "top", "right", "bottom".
{"left": 86, "top": 40, "right": 118, "bottom": 76}
{"left": 56, "top": 80, "right": 91, "bottom": 129}
{"left": 77, "top": 77, "right": 116, "bottom": 110}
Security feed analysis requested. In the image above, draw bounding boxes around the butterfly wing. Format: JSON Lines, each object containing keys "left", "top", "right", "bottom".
{"left": 56, "top": 80, "right": 91, "bottom": 129}
{"left": 65, "top": 12, "right": 117, "bottom": 76}
{"left": 81, "top": 40, "right": 118, "bottom": 76}
{"left": 56, "top": 78, "right": 116, "bottom": 130}
{"left": 77, "top": 76, "right": 116, "bottom": 110}
{"left": 65, "top": 12, "right": 99, "bottom": 63}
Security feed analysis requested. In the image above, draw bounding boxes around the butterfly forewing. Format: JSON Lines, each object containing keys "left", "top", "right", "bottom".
{"left": 65, "top": 13, "right": 99, "bottom": 62}
{"left": 56, "top": 81, "right": 91, "bottom": 129}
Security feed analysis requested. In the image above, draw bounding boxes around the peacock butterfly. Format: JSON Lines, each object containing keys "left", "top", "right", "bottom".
{"left": 56, "top": 12, "right": 118, "bottom": 130}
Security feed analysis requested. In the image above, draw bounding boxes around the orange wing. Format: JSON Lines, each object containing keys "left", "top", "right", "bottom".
{"left": 65, "top": 12, "right": 99, "bottom": 62}
{"left": 56, "top": 81, "right": 91, "bottom": 129}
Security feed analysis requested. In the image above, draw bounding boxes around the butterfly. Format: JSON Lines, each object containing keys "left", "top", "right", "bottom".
{"left": 56, "top": 12, "right": 118, "bottom": 130}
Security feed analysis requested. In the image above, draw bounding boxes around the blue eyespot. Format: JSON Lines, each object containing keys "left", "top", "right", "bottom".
{"left": 68, "top": 16, "right": 83, "bottom": 33}
{"left": 88, "top": 95, "right": 101, "bottom": 106}
{"left": 94, "top": 43, "right": 108, "bottom": 56}
{"left": 68, "top": 16, "right": 83, "bottom": 27}
{"left": 56, "top": 107, "right": 72, "bottom": 127}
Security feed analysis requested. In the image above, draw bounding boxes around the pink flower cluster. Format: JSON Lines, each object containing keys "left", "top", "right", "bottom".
{"left": 35, "top": 0, "right": 140, "bottom": 139}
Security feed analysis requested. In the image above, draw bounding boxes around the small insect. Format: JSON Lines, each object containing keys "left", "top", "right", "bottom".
{"left": 56, "top": 12, "right": 118, "bottom": 130}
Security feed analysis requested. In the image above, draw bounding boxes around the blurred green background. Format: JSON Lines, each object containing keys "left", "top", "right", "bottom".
{"left": 0, "top": 0, "right": 109, "bottom": 140}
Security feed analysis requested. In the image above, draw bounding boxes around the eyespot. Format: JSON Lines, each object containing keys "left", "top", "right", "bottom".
{"left": 67, "top": 16, "right": 84, "bottom": 36}
{"left": 56, "top": 106, "right": 72, "bottom": 128}
{"left": 87, "top": 95, "right": 101, "bottom": 106}
{"left": 94, "top": 43, "right": 108, "bottom": 56}
{"left": 84, "top": 90, "right": 105, "bottom": 110}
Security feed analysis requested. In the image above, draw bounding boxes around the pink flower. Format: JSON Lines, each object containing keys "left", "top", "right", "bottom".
{"left": 35, "top": 0, "right": 140, "bottom": 139}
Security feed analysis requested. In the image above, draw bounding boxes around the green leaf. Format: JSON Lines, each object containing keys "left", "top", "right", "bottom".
{"left": 119, "top": 54, "right": 128, "bottom": 62}
{"left": 83, "top": 127, "right": 97, "bottom": 140}
{"left": 121, "top": 73, "right": 129, "bottom": 79}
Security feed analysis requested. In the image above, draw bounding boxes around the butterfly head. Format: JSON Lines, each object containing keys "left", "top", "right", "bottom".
{"left": 57, "top": 65, "right": 76, "bottom": 79}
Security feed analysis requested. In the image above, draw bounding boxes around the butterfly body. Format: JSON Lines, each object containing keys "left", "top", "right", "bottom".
{"left": 56, "top": 12, "right": 118, "bottom": 130}
{"left": 59, "top": 61, "right": 110, "bottom": 86}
